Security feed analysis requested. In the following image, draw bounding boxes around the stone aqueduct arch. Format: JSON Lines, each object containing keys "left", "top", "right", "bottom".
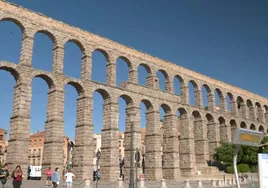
{"left": 1, "top": 1, "right": 268, "bottom": 181}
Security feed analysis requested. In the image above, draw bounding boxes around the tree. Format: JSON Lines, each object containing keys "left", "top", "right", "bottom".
{"left": 214, "top": 136, "right": 268, "bottom": 167}
{"left": 213, "top": 142, "right": 242, "bottom": 166}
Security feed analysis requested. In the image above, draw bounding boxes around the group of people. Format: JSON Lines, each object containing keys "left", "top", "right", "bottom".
{"left": 44, "top": 167, "right": 75, "bottom": 188}
{"left": 0, "top": 164, "right": 23, "bottom": 188}
{"left": 0, "top": 164, "right": 75, "bottom": 188}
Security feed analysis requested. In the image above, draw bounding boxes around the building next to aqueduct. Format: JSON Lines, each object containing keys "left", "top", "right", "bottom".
{"left": 0, "top": 0, "right": 267, "bottom": 181}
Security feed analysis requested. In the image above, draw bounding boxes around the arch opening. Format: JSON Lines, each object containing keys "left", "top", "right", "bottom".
{"left": 0, "top": 70, "right": 17, "bottom": 140}
{"left": 250, "top": 124, "right": 256, "bottom": 130}
{"left": 138, "top": 64, "right": 151, "bottom": 86}
{"left": 173, "top": 75, "right": 184, "bottom": 95}
{"left": 202, "top": 84, "right": 211, "bottom": 109}
{"left": 91, "top": 50, "right": 108, "bottom": 83}
{"left": 240, "top": 122, "right": 247, "bottom": 129}
{"left": 64, "top": 84, "right": 79, "bottom": 140}
{"left": 116, "top": 57, "right": 131, "bottom": 87}
{"left": 0, "top": 19, "right": 23, "bottom": 64}
{"left": 215, "top": 88, "right": 223, "bottom": 111}
{"left": 92, "top": 89, "right": 110, "bottom": 133}
{"left": 188, "top": 80, "right": 198, "bottom": 106}
{"left": 63, "top": 41, "right": 83, "bottom": 79}
{"left": 157, "top": 70, "right": 169, "bottom": 91}
{"left": 226, "top": 93, "right": 233, "bottom": 112}
{"left": 32, "top": 31, "right": 54, "bottom": 72}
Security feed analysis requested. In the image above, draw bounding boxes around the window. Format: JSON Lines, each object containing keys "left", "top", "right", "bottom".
{"left": 0, "top": 135, "right": 3, "bottom": 140}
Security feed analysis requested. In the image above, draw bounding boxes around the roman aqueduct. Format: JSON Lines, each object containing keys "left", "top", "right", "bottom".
{"left": 1, "top": 0, "right": 268, "bottom": 181}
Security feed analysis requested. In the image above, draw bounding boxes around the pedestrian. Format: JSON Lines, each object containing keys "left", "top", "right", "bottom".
{"left": 44, "top": 167, "right": 52, "bottom": 187}
{"left": 64, "top": 169, "right": 75, "bottom": 188}
{"left": 0, "top": 164, "right": 9, "bottom": 188}
{"left": 52, "top": 167, "right": 60, "bottom": 188}
{"left": 11, "top": 165, "right": 23, "bottom": 188}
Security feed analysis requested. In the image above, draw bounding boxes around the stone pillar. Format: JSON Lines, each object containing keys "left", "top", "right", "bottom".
{"left": 179, "top": 115, "right": 196, "bottom": 175}
{"left": 193, "top": 120, "right": 209, "bottom": 165}
{"left": 42, "top": 87, "right": 65, "bottom": 172}
{"left": 230, "top": 101, "right": 237, "bottom": 116}
{"left": 146, "top": 75, "right": 158, "bottom": 89}
{"left": 248, "top": 107, "right": 255, "bottom": 121}
{"left": 220, "top": 97, "right": 227, "bottom": 113}
{"left": 165, "top": 79, "right": 173, "bottom": 93}
{"left": 256, "top": 108, "right": 264, "bottom": 123}
{"left": 265, "top": 113, "right": 268, "bottom": 124}
{"left": 195, "top": 89, "right": 203, "bottom": 107}
{"left": 81, "top": 54, "right": 92, "bottom": 81}
{"left": 52, "top": 43, "right": 64, "bottom": 74}
{"left": 106, "top": 56, "right": 116, "bottom": 86}
{"left": 7, "top": 79, "right": 31, "bottom": 173}
{"left": 129, "top": 69, "right": 138, "bottom": 84}
{"left": 230, "top": 123, "right": 237, "bottom": 140}
{"left": 101, "top": 99, "right": 119, "bottom": 180}
{"left": 207, "top": 122, "right": 220, "bottom": 159}
{"left": 124, "top": 106, "right": 141, "bottom": 180}
{"left": 162, "top": 114, "right": 180, "bottom": 180}
{"left": 239, "top": 104, "right": 246, "bottom": 118}
{"left": 220, "top": 122, "right": 231, "bottom": 142}
{"left": 145, "top": 110, "right": 162, "bottom": 180}
{"left": 19, "top": 32, "right": 34, "bottom": 67}
{"left": 72, "top": 95, "right": 94, "bottom": 180}
{"left": 181, "top": 86, "right": 189, "bottom": 105}
{"left": 208, "top": 93, "right": 215, "bottom": 111}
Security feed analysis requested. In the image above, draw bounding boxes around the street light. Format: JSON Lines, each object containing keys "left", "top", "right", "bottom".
{"left": 96, "top": 149, "right": 101, "bottom": 188}
{"left": 129, "top": 112, "right": 136, "bottom": 188}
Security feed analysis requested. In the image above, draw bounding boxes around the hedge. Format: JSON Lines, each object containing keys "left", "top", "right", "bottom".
{"left": 238, "top": 164, "right": 249, "bottom": 173}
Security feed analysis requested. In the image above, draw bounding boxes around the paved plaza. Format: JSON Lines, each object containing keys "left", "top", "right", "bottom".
{"left": 0, "top": 179, "right": 258, "bottom": 188}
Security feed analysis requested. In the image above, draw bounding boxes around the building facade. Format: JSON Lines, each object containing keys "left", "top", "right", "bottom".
{"left": 0, "top": 129, "right": 7, "bottom": 165}
{"left": 28, "top": 131, "right": 69, "bottom": 167}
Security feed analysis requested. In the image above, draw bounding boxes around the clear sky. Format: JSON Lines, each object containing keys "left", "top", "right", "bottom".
{"left": 0, "top": 0, "right": 268, "bottom": 140}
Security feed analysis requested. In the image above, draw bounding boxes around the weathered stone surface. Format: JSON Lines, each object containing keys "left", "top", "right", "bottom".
{"left": 0, "top": 0, "right": 268, "bottom": 181}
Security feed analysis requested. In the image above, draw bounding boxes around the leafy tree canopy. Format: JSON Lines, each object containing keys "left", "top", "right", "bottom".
{"left": 213, "top": 136, "right": 268, "bottom": 166}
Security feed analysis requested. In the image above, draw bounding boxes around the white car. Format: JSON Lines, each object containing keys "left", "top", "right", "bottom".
{"left": 29, "top": 165, "right": 42, "bottom": 180}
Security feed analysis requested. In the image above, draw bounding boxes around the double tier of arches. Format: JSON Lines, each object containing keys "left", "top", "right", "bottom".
{"left": 1, "top": 7, "right": 268, "bottom": 182}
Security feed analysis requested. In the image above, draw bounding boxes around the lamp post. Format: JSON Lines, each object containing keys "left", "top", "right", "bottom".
{"left": 96, "top": 149, "right": 101, "bottom": 188}
{"left": 129, "top": 112, "right": 136, "bottom": 188}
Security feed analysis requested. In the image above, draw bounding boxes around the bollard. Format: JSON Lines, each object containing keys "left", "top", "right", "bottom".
{"left": 161, "top": 179, "right": 167, "bottom": 188}
{"left": 232, "top": 177, "right": 236, "bottom": 185}
{"left": 139, "top": 178, "right": 145, "bottom": 188}
{"left": 184, "top": 180, "right": 191, "bottom": 188}
{"left": 221, "top": 179, "right": 225, "bottom": 186}
{"left": 228, "top": 178, "right": 232, "bottom": 185}
{"left": 224, "top": 179, "right": 228, "bottom": 185}
{"left": 197, "top": 180, "right": 203, "bottom": 188}
{"left": 83, "top": 179, "right": 92, "bottom": 188}
{"left": 117, "top": 178, "right": 124, "bottom": 188}
{"left": 211, "top": 180, "right": 217, "bottom": 187}
{"left": 217, "top": 180, "right": 222, "bottom": 186}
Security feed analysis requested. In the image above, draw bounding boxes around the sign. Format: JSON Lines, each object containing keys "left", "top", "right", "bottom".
{"left": 258, "top": 153, "right": 268, "bottom": 188}
{"left": 232, "top": 128, "right": 263, "bottom": 147}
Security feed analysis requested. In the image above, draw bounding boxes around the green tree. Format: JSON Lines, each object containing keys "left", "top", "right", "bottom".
{"left": 214, "top": 136, "right": 268, "bottom": 167}
{"left": 213, "top": 142, "right": 242, "bottom": 166}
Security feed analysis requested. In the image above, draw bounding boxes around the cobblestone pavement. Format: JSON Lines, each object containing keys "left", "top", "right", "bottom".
{"left": 1, "top": 179, "right": 259, "bottom": 188}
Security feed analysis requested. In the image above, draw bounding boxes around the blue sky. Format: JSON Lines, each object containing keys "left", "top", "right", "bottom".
{"left": 0, "top": 0, "right": 268, "bottom": 140}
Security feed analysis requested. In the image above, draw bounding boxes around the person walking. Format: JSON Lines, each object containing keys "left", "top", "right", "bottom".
{"left": 64, "top": 169, "right": 75, "bottom": 188}
{"left": 11, "top": 165, "right": 23, "bottom": 188}
{"left": 44, "top": 167, "right": 52, "bottom": 187}
{"left": 52, "top": 168, "right": 60, "bottom": 188}
{"left": 0, "top": 164, "right": 9, "bottom": 188}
